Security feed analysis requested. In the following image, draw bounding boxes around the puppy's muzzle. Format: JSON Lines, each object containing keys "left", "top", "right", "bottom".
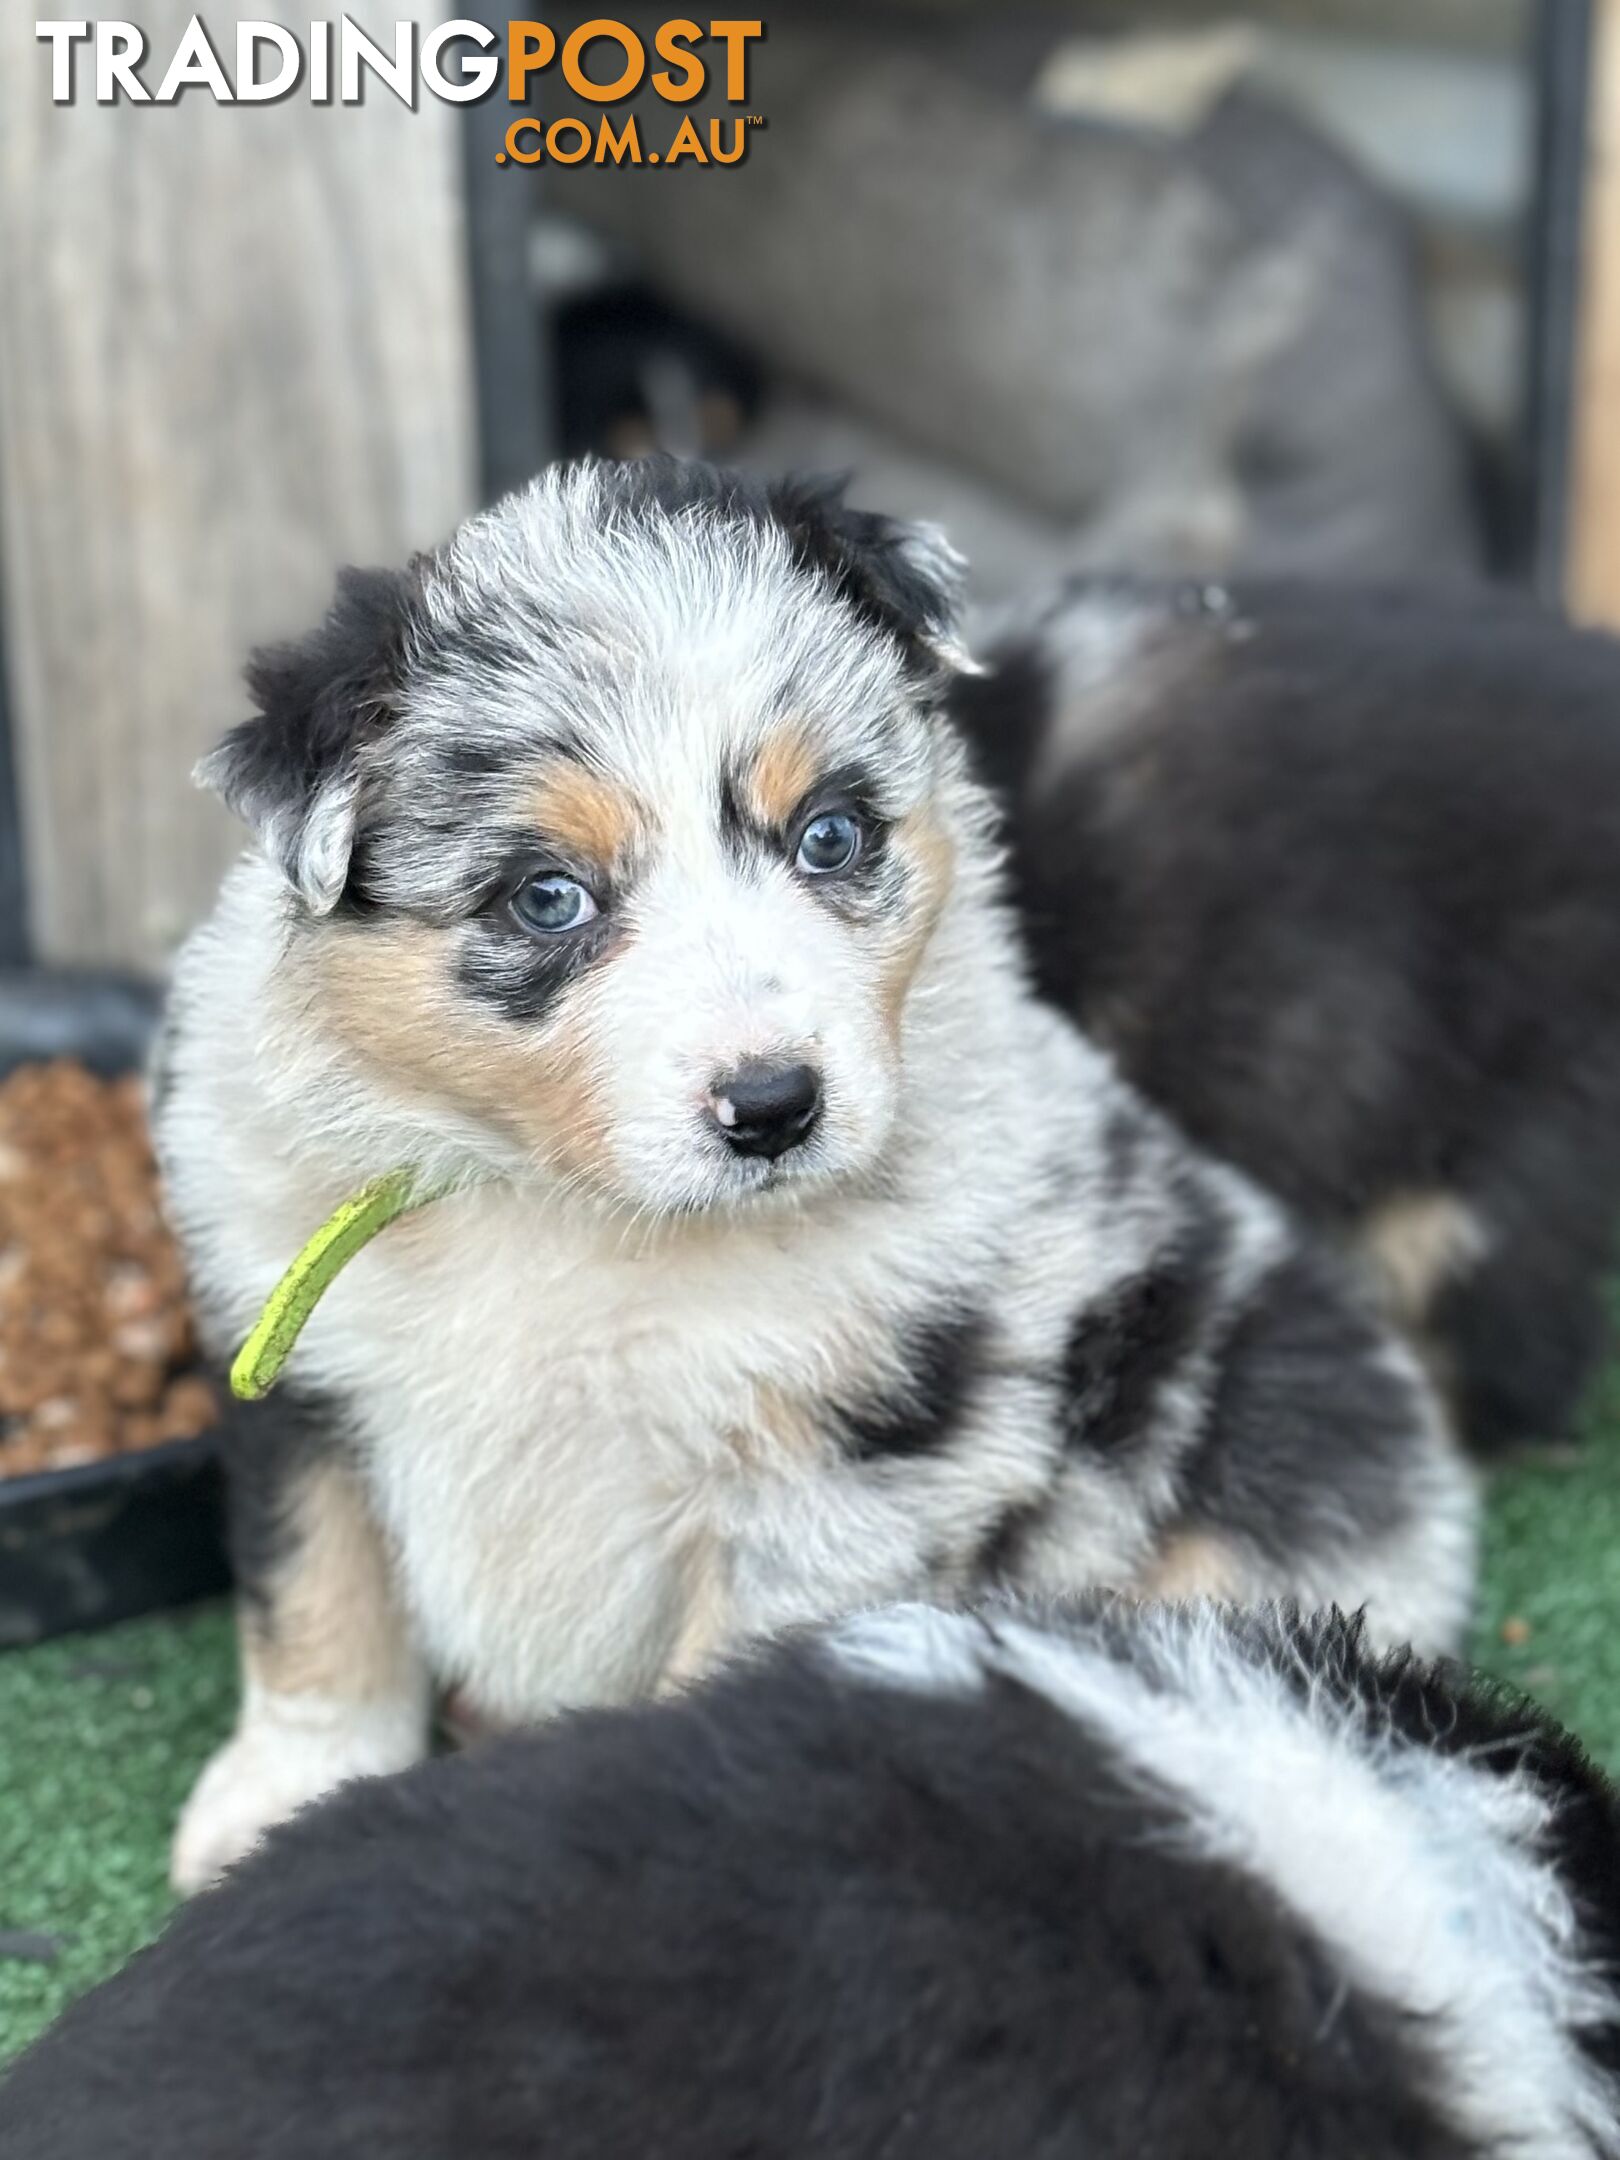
{"left": 708, "top": 1061, "right": 823, "bottom": 1161}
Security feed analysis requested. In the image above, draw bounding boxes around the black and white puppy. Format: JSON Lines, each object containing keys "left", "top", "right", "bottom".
{"left": 5, "top": 1602, "right": 1618, "bottom": 2160}
{"left": 952, "top": 578, "right": 1620, "bottom": 1451}
{"left": 157, "top": 459, "right": 1474, "bottom": 1891}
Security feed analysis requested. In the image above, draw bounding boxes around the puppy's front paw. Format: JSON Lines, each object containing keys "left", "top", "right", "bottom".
{"left": 170, "top": 1695, "right": 426, "bottom": 1895}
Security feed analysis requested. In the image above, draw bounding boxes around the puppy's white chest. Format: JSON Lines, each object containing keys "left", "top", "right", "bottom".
{"left": 319, "top": 1214, "right": 772, "bottom": 1719}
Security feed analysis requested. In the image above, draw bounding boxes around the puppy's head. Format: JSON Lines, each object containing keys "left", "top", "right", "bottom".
{"left": 202, "top": 458, "right": 979, "bottom": 1214}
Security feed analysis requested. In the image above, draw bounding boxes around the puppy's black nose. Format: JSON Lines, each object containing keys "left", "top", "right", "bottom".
{"left": 710, "top": 1061, "right": 822, "bottom": 1160}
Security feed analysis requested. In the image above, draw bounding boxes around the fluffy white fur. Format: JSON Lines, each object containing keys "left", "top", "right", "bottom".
{"left": 832, "top": 1600, "right": 1620, "bottom": 2159}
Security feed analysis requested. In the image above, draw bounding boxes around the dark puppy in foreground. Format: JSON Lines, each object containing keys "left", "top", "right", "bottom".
{"left": 4, "top": 1601, "right": 1618, "bottom": 2160}
{"left": 953, "top": 582, "right": 1620, "bottom": 1450}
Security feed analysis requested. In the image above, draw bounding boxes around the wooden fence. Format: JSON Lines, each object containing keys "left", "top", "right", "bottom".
{"left": 0, "top": 4, "right": 477, "bottom": 969}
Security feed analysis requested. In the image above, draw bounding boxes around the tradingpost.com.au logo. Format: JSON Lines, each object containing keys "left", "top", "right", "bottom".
{"left": 34, "top": 17, "right": 766, "bottom": 166}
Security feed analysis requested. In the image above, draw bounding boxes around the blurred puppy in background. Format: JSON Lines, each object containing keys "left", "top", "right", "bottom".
{"left": 955, "top": 581, "right": 1620, "bottom": 1452}
{"left": 5, "top": 1600, "right": 1618, "bottom": 2160}
{"left": 157, "top": 461, "right": 1472, "bottom": 1892}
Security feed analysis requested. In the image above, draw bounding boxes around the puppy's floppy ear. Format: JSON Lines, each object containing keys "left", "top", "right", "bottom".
{"left": 767, "top": 473, "right": 982, "bottom": 677}
{"left": 196, "top": 565, "right": 419, "bottom": 914}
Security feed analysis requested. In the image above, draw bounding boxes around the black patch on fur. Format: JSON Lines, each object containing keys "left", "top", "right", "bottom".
{"left": 974, "top": 1494, "right": 1056, "bottom": 1586}
{"left": 1061, "top": 1181, "right": 1228, "bottom": 1457}
{"left": 946, "top": 635, "right": 1056, "bottom": 804}
{"left": 205, "top": 566, "right": 422, "bottom": 911}
{"left": 765, "top": 473, "right": 957, "bottom": 676}
{"left": 456, "top": 909, "right": 617, "bottom": 1029}
{"left": 598, "top": 455, "right": 961, "bottom": 678}
{"left": 0, "top": 1611, "right": 1510, "bottom": 2160}
{"left": 716, "top": 768, "right": 751, "bottom": 860}
{"left": 1432, "top": 1168, "right": 1620, "bottom": 1453}
{"left": 393, "top": 824, "right": 628, "bottom": 1028}
{"left": 215, "top": 1383, "right": 346, "bottom": 1624}
{"left": 832, "top": 1311, "right": 988, "bottom": 1462}
{"left": 330, "top": 832, "right": 386, "bottom": 918}
{"left": 440, "top": 734, "right": 518, "bottom": 784}
{"left": 1181, "top": 1246, "right": 1424, "bottom": 1559}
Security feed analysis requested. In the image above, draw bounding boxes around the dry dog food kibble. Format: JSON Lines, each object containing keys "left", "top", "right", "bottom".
{"left": 0, "top": 1060, "right": 217, "bottom": 1476}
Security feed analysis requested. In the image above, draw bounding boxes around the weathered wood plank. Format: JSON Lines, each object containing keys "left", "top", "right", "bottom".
{"left": 1569, "top": 0, "right": 1620, "bottom": 625}
{"left": 0, "top": 7, "right": 477, "bottom": 966}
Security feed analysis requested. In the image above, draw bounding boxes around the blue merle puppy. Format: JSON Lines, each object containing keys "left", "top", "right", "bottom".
{"left": 155, "top": 457, "right": 1476, "bottom": 1891}
{"left": 4, "top": 1602, "right": 1616, "bottom": 2160}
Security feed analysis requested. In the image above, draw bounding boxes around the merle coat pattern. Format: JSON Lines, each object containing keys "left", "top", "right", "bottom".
{"left": 156, "top": 460, "right": 1475, "bottom": 1892}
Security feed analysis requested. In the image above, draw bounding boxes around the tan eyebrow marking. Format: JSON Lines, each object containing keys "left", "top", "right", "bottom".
{"left": 529, "top": 761, "right": 646, "bottom": 868}
{"left": 745, "top": 724, "right": 821, "bottom": 830}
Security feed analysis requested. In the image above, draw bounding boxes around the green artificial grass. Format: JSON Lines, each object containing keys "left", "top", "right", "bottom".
{"left": 1473, "top": 1331, "right": 1620, "bottom": 1764}
{"left": 0, "top": 1605, "right": 236, "bottom": 2059}
{"left": 0, "top": 1355, "right": 1618, "bottom": 2066}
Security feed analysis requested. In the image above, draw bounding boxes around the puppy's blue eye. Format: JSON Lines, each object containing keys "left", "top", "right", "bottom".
{"left": 795, "top": 812, "right": 864, "bottom": 876}
{"left": 511, "top": 875, "right": 599, "bottom": 936}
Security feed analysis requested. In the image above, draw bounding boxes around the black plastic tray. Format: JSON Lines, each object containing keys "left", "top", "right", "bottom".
{"left": 0, "top": 969, "right": 230, "bottom": 1647}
